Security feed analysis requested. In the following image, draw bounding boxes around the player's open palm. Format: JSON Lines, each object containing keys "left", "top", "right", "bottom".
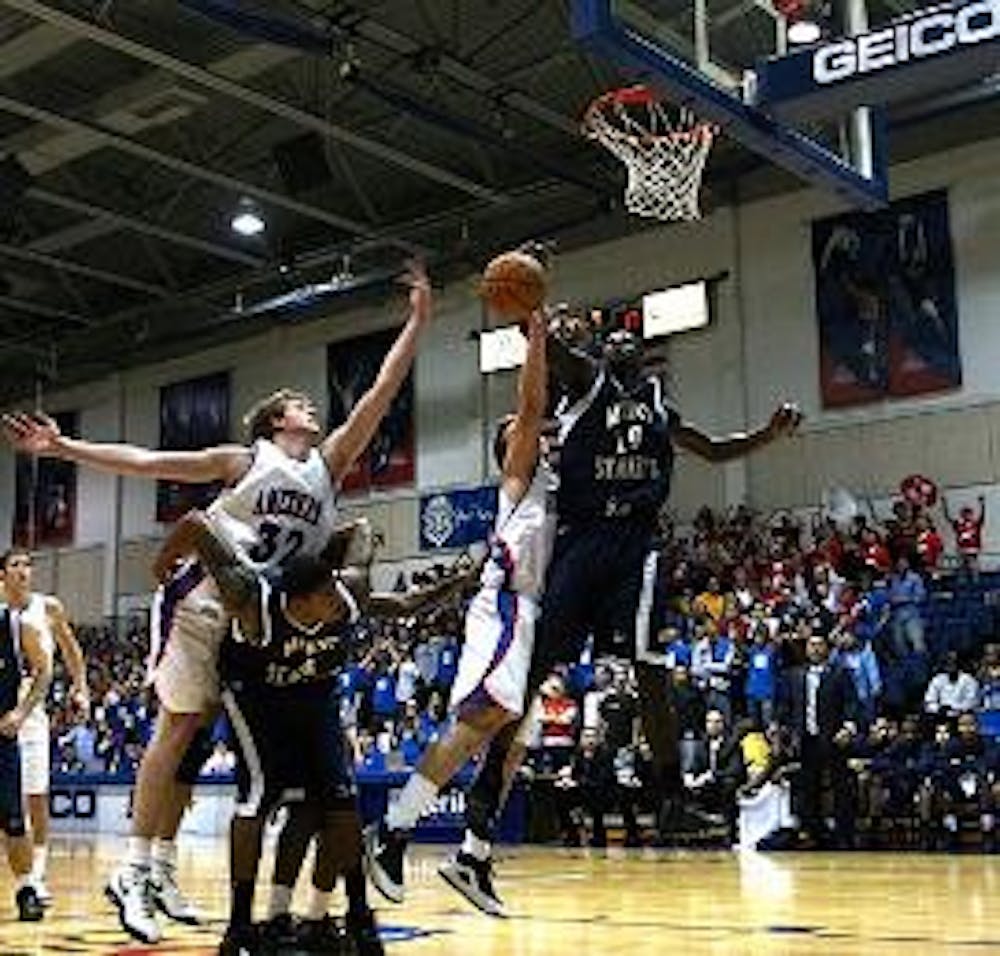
{"left": 2, "top": 410, "right": 62, "bottom": 455}
{"left": 401, "top": 259, "right": 432, "bottom": 325}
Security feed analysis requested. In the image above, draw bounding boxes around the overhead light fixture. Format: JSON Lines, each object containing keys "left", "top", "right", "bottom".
{"left": 231, "top": 200, "right": 265, "bottom": 237}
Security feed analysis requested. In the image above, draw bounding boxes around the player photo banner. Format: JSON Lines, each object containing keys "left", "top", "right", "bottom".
{"left": 327, "top": 329, "right": 415, "bottom": 494}
{"left": 419, "top": 485, "right": 499, "bottom": 551}
{"left": 13, "top": 411, "right": 78, "bottom": 548}
{"left": 812, "top": 188, "right": 961, "bottom": 408}
{"left": 156, "top": 372, "right": 230, "bottom": 523}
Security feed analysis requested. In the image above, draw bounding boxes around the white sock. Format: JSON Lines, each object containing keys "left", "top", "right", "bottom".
{"left": 128, "top": 836, "right": 152, "bottom": 869}
{"left": 152, "top": 839, "right": 176, "bottom": 869}
{"left": 30, "top": 845, "right": 48, "bottom": 881}
{"left": 982, "top": 813, "right": 995, "bottom": 833}
{"left": 386, "top": 773, "right": 438, "bottom": 832}
{"left": 16, "top": 874, "right": 31, "bottom": 892}
{"left": 461, "top": 831, "right": 492, "bottom": 862}
{"left": 306, "top": 887, "right": 331, "bottom": 921}
{"left": 269, "top": 884, "right": 293, "bottom": 919}
{"left": 944, "top": 814, "right": 958, "bottom": 833}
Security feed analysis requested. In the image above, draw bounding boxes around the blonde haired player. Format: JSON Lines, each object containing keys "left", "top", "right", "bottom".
{"left": 0, "top": 549, "right": 88, "bottom": 907}
{"left": 1, "top": 262, "right": 432, "bottom": 944}
{"left": 366, "top": 306, "right": 550, "bottom": 914}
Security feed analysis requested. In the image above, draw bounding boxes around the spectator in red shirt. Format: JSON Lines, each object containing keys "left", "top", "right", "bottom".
{"left": 914, "top": 514, "right": 944, "bottom": 575}
{"left": 861, "top": 528, "right": 891, "bottom": 576}
{"left": 945, "top": 494, "right": 986, "bottom": 576}
{"left": 539, "top": 676, "right": 579, "bottom": 772}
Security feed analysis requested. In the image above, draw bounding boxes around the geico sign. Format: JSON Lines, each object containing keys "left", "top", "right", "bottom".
{"left": 813, "top": 1, "right": 1000, "bottom": 84}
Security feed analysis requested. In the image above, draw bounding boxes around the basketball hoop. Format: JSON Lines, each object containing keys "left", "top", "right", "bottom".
{"left": 583, "top": 86, "right": 716, "bottom": 223}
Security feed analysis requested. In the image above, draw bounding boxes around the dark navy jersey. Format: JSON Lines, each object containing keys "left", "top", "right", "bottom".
{"left": 221, "top": 576, "right": 361, "bottom": 690}
{"left": 554, "top": 369, "right": 677, "bottom": 524}
{"left": 0, "top": 606, "right": 22, "bottom": 716}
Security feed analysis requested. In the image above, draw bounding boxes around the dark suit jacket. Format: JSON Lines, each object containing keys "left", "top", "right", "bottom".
{"left": 781, "top": 663, "right": 860, "bottom": 741}
{"left": 681, "top": 734, "right": 746, "bottom": 789}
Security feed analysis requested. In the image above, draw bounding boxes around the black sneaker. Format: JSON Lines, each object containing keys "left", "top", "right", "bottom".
{"left": 218, "top": 922, "right": 257, "bottom": 956}
{"left": 346, "top": 907, "right": 384, "bottom": 956}
{"left": 438, "top": 852, "right": 505, "bottom": 917}
{"left": 297, "top": 914, "right": 346, "bottom": 953}
{"left": 259, "top": 912, "right": 297, "bottom": 949}
{"left": 16, "top": 884, "right": 44, "bottom": 922}
{"left": 364, "top": 822, "right": 408, "bottom": 904}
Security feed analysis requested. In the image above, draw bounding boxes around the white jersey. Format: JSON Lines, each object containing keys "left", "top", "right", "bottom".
{"left": 208, "top": 438, "right": 339, "bottom": 571}
{"left": 480, "top": 460, "right": 556, "bottom": 599}
{"left": 18, "top": 593, "right": 54, "bottom": 723}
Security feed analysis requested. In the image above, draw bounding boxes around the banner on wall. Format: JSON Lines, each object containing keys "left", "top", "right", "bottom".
{"left": 327, "top": 330, "right": 415, "bottom": 494}
{"left": 420, "top": 485, "right": 498, "bottom": 551}
{"left": 156, "top": 372, "right": 230, "bottom": 523}
{"left": 813, "top": 188, "right": 961, "bottom": 408}
{"left": 14, "top": 411, "right": 77, "bottom": 548}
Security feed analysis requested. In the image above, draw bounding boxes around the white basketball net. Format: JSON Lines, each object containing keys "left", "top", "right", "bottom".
{"left": 583, "top": 87, "right": 715, "bottom": 223}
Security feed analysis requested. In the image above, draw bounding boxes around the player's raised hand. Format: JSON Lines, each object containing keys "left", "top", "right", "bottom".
{"left": 400, "top": 259, "right": 432, "bottom": 325}
{"left": 769, "top": 402, "right": 803, "bottom": 437}
{"left": 1, "top": 410, "right": 63, "bottom": 455}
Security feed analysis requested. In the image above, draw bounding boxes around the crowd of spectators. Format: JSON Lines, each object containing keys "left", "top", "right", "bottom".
{"left": 47, "top": 487, "right": 1000, "bottom": 852}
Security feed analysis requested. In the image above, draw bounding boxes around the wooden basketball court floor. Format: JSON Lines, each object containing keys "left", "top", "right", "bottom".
{"left": 0, "top": 835, "right": 997, "bottom": 954}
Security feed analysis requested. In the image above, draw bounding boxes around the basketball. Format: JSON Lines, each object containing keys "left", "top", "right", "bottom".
{"left": 479, "top": 249, "right": 548, "bottom": 318}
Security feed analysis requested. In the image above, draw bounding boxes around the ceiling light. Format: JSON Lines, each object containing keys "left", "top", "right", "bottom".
{"left": 231, "top": 201, "right": 265, "bottom": 237}
{"left": 787, "top": 19, "right": 822, "bottom": 44}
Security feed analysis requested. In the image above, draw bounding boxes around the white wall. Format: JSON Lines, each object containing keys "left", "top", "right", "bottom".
{"left": 4, "top": 132, "right": 1000, "bottom": 617}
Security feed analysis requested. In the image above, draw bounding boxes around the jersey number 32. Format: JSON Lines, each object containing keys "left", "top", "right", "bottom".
{"left": 247, "top": 521, "right": 305, "bottom": 566}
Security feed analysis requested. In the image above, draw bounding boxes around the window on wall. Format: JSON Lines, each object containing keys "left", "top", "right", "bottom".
{"left": 13, "top": 411, "right": 78, "bottom": 548}
{"left": 156, "top": 372, "right": 230, "bottom": 523}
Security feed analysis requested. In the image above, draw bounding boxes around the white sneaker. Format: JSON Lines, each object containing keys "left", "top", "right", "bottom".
{"left": 31, "top": 877, "right": 52, "bottom": 907}
{"left": 105, "top": 864, "right": 162, "bottom": 944}
{"left": 151, "top": 860, "right": 200, "bottom": 925}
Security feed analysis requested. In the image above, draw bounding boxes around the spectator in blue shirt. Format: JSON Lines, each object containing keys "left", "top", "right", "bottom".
{"left": 436, "top": 636, "right": 459, "bottom": 689}
{"left": 692, "top": 623, "right": 735, "bottom": 724}
{"left": 887, "top": 554, "right": 927, "bottom": 658}
{"left": 831, "top": 629, "right": 882, "bottom": 729}
{"left": 371, "top": 665, "right": 398, "bottom": 720}
{"left": 662, "top": 627, "right": 692, "bottom": 670}
{"left": 744, "top": 629, "right": 779, "bottom": 727}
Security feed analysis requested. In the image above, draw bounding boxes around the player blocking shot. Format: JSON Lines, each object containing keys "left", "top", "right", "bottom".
{"left": 0, "top": 600, "right": 52, "bottom": 922}
{"left": 1, "top": 261, "right": 433, "bottom": 945}
{"left": 365, "top": 305, "right": 550, "bottom": 915}
{"left": 446, "top": 301, "right": 803, "bottom": 913}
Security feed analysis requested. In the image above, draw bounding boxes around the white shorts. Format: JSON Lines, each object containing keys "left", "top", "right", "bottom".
{"left": 19, "top": 710, "right": 50, "bottom": 796}
{"left": 449, "top": 588, "right": 537, "bottom": 719}
{"left": 149, "top": 568, "right": 227, "bottom": 715}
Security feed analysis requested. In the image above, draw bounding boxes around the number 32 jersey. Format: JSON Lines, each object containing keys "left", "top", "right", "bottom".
{"left": 208, "top": 438, "right": 339, "bottom": 572}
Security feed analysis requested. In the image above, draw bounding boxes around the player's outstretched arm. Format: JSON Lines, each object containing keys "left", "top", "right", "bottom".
{"left": 322, "top": 261, "right": 432, "bottom": 484}
{"left": 47, "top": 596, "right": 89, "bottom": 713}
{"left": 501, "top": 309, "right": 547, "bottom": 503}
{"left": 2, "top": 411, "right": 249, "bottom": 484}
{"left": 0, "top": 621, "right": 52, "bottom": 738}
{"left": 674, "top": 402, "right": 802, "bottom": 463}
{"left": 156, "top": 511, "right": 261, "bottom": 638}
{"left": 367, "top": 562, "right": 481, "bottom": 618}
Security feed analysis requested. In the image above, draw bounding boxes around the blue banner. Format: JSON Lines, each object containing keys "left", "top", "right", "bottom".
{"left": 419, "top": 486, "right": 498, "bottom": 550}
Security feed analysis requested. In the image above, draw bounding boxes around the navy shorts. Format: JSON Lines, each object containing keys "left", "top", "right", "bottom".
{"left": 222, "top": 679, "right": 356, "bottom": 817}
{"left": 529, "top": 522, "right": 666, "bottom": 690}
{"left": 0, "top": 737, "right": 26, "bottom": 837}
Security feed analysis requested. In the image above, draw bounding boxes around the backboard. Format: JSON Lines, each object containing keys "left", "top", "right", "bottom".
{"left": 573, "top": 0, "right": 1000, "bottom": 210}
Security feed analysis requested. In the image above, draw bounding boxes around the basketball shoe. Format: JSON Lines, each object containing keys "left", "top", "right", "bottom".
{"left": 364, "top": 822, "right": 408, "bottom": 904}
{"left": 106, "top": 864, "right": 162, "bottom": 943}
{"left": 438, "top": 852, "right": 505, "bottom": 917}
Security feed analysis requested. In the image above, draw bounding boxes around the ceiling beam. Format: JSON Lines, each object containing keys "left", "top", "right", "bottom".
{"left": 0, "top": 92, "right": 394, "bottom": 242}
{"left": 0, "top": 241, "right": 170, "bottom": 297}
{"left": 26, "top": 187, "right": 265, "bottom": 267}
{"left": 0, "top": 293, "right": 91, "bottom": 327}
{"left": 1, "top": 0, "right": 507, "bottom": 204}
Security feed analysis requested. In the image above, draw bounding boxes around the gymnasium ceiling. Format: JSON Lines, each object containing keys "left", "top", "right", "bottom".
{"left": 0, "top": 0, "right": 996, "bottom": 403}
